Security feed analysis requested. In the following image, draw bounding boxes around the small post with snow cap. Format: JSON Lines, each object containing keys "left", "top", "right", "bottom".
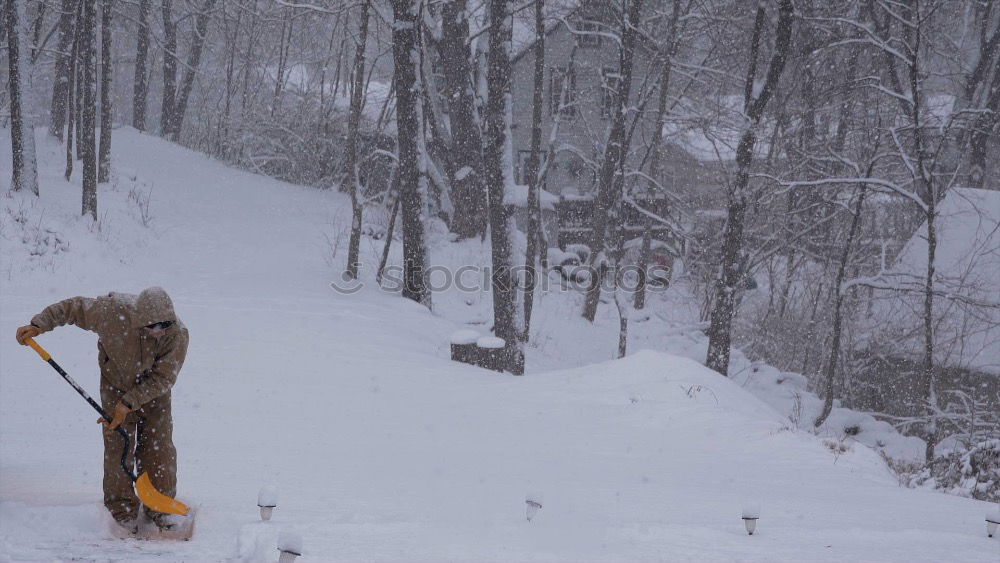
{"left": 277, "top": 530, "right": 302, "bottom": 563}
{"left": 258, "top": 485, "right": 278, "bottom": 521}
{"left": 526, "top": 492, "right": 543, "bottom": 522}
{"left": 742, "top": 504, "right": 760, "bottom": 535}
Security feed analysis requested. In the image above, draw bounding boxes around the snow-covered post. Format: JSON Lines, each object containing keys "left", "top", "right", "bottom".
{"left": 525, "top": 492, "right": 543, "bottom": 522}
{"left": 277, "top": 530, "right": 302, "bottom": 562}
{"left": 987, "top": 508, "right": 1000, "bottom": 537}
{"left": 258, "top": 485, "right": 278, "bottom": 521}
{"left": 742, "top": 504, "right": 760, "bottom": 535}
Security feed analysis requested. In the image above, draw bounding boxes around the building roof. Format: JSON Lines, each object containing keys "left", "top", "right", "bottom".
{"left": 874, "top": 188, "right": 1000, "bottom": 374}
{"left": 510, "top": 0, "right": 582, "bottom": 64}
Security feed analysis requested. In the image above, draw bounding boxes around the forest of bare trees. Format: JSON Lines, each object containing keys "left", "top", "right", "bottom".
{"left": 4, "top": 0, "right": 998, "bottom": 490}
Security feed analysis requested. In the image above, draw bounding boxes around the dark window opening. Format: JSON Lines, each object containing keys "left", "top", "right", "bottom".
{"left": 576, "top": 21, "right": 602, "bottom": 47}
{"left": 601, "top": 68, "right": 621, "bottom": 117}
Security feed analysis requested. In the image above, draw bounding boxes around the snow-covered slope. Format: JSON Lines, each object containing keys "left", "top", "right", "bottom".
{"left": 1, "top": 129, "right": 996, "bottom": 561}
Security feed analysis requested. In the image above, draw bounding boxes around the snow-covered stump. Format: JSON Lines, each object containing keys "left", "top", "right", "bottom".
{"left": 450, "top": 330, "right": 482, "bottom": 366}
{"left": 476, "top": 337, "right": 506, "bottom": 372}
{"left": 277, "top": 530, "right": 303, "bottom": 562}
{"left": 258, "top": 485, "right": 278, "bottom": 521}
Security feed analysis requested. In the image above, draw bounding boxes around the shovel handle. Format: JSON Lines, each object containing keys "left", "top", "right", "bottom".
{"left": 25, "top": 337, "right": 52, "bottom": 361}
{"left": 24, "top": 337, "right": 137, "bottom": 482}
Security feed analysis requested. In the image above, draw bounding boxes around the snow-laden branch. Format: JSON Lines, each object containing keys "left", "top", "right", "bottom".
{"left": 761, "top": 176, "right": 929, "bottom": 213}
{"left": 842, "top": 272, "right": 1000, "bottom": 309}
{"left": 557, "top": 16, "right": 623, "bottom": 49}
{"left": 274, "top": 0, "right": 360, "bottom": 16}
{"left": 621, "top": 193, "right": 686, "bottom": 235}
{"left": 810, "top": 18, "right": 914, "bottom": 64}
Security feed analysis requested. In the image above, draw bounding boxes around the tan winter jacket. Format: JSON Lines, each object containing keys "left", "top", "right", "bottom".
{"left": 30, "top": 287, "right": 188, "bottom": 409}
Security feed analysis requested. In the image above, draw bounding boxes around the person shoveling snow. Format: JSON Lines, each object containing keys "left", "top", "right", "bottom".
{"left": 15, "top": 287, "right": 193, "bottom": 539}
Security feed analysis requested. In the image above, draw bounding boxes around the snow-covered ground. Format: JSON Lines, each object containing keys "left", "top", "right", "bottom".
{"left": 1, "top": 129, "right": 996, "bottom": 561}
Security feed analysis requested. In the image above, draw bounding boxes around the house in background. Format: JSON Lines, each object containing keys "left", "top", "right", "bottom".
{"left": 506, "top": 1, "right": 734, "bottom": 248}
{"left": 855, "top": 187, "right": 1000, "bottom": 434}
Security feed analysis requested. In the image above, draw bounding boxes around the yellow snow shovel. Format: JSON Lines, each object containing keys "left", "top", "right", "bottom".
{"left": 25, "top": 337, "right": 190, "bottom": 516}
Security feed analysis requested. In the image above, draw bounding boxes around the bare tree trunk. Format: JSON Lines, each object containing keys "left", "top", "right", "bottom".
{"left": 962, "top": 14, "right": 999, "bottom": 188}
{"left": 705, "top": 0, "right": 794, "bottom": 376}
{"left": 814, "top": 184, "right": 869, "bottom": 427}
{"left": 968, "top": 64, "right": 999, "bottom": 189}
{"left": 75, "top": 16, "right": 83, "bottom": 159}
{"left": 438, "top": 0, "right": 487, "bottom": 239}
{"left": 390, "top": 0, "right": 431, "bottom": 308}
{"left": 29, "top": 0, "right": 45, "bottom": 61}
{"left": 377, "top": 172, "right": 401, "bottom": 287}
{"left": 484, "top": 0, "right": 524, "bottom": 374}
{"left": 160, "top": 0, "right": 177, "bottom": 136}
{"left": 130, "top": 0, "right": 151, "bottom": 131}
{"left": 903, "top": 4, "right": 941, "bottom": 463}
{"left": 64, "top": 0, "right": 81, "bottom": 181}
{"left": 634, "top": 225, "right": 652, "bottom": 309}
{"left": 170, "top": 0, "right": 217, "bottom": 141}
{"left": 324, "top": 30, "right": 347, "bottom": 135}
{"left": 344, "top": 1, "right": 370, "bottom": 281}
{"left": 271, "top": 7, "right": 292, "bottom": 117}
{"left": 239, "top": 0, "right": 258, "bottom": 123}
{"left": 635, "top": 0, "right": 682, "bottom": 311}
{"left": 921, "top": 186, "right": 939, "bottom": 461}
{"left": 316, "top": 14, "right": 340, "bottom": 135}
{"left": 49, "top": 0, "right": 75, "bottom": 139}
{"left": 521, "top": 0, "right": 545, "bottom": 341}
{"left": 582, "top": 0, "right": 644, "bottom": 322}
{"left": 217, "top": 0, "right": 247, "bottom": 154}
{"left": 98, "top": 0, "right": 112, "bottom": 183}
{"left": 615, "top": 235, "right": 629, "bottom": 358}
{"left": 6, "top": 0, "right": 40, "bottom": 195}
{"left": 418, "top": 56, "right": 455, "bottom": 216}
{"left": 81, "top": 0, "right": 98, "bottom": 219}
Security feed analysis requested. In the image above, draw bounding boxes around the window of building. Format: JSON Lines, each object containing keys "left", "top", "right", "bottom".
{"left": 550, "top": 67, "right": 577, "bottom": 117}
{"left": 601, "top": 68, "right": 621, "bottom": 118}
{"left": 576, "top": 21, "right": 602, "bottom": 48}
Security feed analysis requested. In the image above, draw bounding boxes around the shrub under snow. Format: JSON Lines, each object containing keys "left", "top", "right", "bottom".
{"left": 913, "top": 439, "right": 1000, "bottom": 502}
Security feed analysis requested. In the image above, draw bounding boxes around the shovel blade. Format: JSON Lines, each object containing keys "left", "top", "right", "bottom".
{"left": 135, "top": 472, "right": 190, "bottom": 516}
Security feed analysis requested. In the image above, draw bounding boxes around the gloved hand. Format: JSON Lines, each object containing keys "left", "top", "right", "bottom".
{"left": 99, "top": 402, "right": 132, "bottom": 432}
{"left": 16, "top": 325, "right": 40, "bottom": 345}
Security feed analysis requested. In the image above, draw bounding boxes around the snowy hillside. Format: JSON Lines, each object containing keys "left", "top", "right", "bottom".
{"left": 1, "top": 129, "right": 997, "bottom": 561}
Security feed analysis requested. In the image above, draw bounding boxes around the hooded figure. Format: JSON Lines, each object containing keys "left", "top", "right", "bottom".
{"left": 16, "top": 287, "right": 188, "bottom": 534}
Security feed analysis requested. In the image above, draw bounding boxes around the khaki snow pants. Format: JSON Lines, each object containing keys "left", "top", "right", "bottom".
{"left": 100, "top": 361, "right": 176, "bottom": 520}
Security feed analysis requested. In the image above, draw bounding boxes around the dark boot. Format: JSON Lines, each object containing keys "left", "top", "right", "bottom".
{"left": 146, "top": 510, "right": 178, "bottom": 531}
{"left": 110, "top": 508, "right": 139, "bottom": 536}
